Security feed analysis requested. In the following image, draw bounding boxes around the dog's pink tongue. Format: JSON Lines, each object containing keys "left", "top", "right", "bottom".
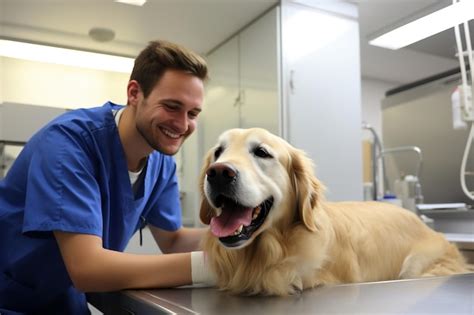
{"left": 210, "top": 205, "right": 253, "bottom": 237}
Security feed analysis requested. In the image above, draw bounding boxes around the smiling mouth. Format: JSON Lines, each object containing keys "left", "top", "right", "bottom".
{"left": 160, "top": 127, "right": 181, "bottom": 139}
{"left": 209, "top": 196, "right": 274, "bottom": 248}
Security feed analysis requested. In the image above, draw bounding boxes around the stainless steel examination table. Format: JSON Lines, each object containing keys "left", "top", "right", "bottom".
{"left": 88, "top": 273, "right": 474, "bottom": 314}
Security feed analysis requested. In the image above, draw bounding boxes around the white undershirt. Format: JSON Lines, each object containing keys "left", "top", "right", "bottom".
{"left": 113, "top": 108, "right": 144, "bottom": 186}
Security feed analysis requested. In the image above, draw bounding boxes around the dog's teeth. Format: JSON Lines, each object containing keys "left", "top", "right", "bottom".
{"left": 234, "top": 225, "right": 243, "bottom": 235}
{"left": 252, "top": 206, "right": 261, "bottom": 219}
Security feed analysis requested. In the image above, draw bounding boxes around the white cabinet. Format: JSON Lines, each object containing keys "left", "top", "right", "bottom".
{"left": 180, "top": 8, "right": 279, "bottom": 227}
{"left": 200, "top": 7, "right": 280, "bottom": 155}
{"left": 201, "top": 36, "right": 241, "bottom": 153}
{"left": 239, "top": 8, "right": 280, "bottom": 135}
{"left": 199, "top": 3, "right": 363, "bottom": 202}
{"left": 281, "top": 2, "right": 363, "bottom": 201}
{"left": 183, "top": 3, "right": 364, "bottom": 226}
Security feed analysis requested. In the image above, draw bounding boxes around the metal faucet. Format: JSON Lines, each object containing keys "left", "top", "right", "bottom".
{"left": 362, "top": 123, "right": 424, "bottom": 205}
{"left": 377, "top": 146, "right": 424, "bottom": 209}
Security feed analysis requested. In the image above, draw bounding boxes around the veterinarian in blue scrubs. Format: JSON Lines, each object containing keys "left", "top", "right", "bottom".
{"left": 0, "top": 40, "right": 214, "bottom": 314}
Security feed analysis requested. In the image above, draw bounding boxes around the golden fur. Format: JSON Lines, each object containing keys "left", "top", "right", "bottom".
{"left": 199, "top": 128, "right": 469, "bottom": 296}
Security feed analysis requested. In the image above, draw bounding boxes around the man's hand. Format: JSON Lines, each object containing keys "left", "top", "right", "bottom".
{"left": 54, "top": 231, "right": 192, "bottom": 292}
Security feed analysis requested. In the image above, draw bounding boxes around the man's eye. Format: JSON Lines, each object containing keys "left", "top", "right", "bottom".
{"left": 188, "top": 111, "right": 200, "bottom": 119}
{"left": 254, "top": 147, "right": 272, "bottom": 158}
{"left": 164, "top": 103, "right": 179, "bottom": 111}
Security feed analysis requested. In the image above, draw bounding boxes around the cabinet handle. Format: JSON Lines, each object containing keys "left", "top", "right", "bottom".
{"left": 233, "top": 90, "right": 245, "bottom": 107}
{"left": 233, "top": 93, "right": 241, "bottom": 107}
{"left": 290, "top": 70, "right": 295, "bottom": 94}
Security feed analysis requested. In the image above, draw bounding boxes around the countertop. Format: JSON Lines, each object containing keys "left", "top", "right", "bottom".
{"left": 88, "top": 273, "right": 474, "bottom": 315}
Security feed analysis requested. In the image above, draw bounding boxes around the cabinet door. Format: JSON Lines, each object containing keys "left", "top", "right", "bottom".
{"left": 201, "top": 36, "right": 240, "bottom": 153}
{"left": 282, "top": 3, "right": 363, "bottom": 201}
{"left": 239, "top": 7, "right": 280, "bottom": 136}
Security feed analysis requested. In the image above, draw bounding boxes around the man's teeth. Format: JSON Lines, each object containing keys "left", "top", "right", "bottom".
{"left": 162, "top": 128, "right": 180, "bottom": 139}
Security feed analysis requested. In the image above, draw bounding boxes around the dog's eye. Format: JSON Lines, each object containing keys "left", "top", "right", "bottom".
{"left": 214, "top": 147, "right": 223, "bottom": 159}
{"left": 254, "top": 147, "right": 272, "bottom": 159}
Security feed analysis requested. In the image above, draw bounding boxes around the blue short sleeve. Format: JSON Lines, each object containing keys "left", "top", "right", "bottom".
{"left": 144, "top": 155, "right": 182, "bottom": 231}
{"left": 22, "top": 125, "right": 103, "bottom": 237}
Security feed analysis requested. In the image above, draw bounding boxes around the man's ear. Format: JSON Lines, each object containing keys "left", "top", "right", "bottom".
{"left": 127, "top": 80, "right": 142, "bottom": 107}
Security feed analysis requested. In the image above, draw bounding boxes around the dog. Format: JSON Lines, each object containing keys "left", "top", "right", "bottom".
{"left": 199, "top": 128, "right": 469, "bottom": 296}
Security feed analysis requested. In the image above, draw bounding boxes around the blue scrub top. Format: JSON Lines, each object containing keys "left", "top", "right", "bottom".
{"left": 0, "top": 102, "right": 182, "bottom": 314}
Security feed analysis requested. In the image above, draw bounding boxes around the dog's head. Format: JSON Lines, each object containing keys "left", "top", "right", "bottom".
{"left": 199, "top": 128, "right": 323, "bottom": 249}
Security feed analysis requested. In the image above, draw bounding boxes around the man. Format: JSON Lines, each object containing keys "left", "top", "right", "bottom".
{"left": 0, "top": 40, "right": 214, "bottom": 314}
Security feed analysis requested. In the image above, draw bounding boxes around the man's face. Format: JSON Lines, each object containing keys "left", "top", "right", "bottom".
{"left": 135, "top": 70, "right": 204, "bottom": 155}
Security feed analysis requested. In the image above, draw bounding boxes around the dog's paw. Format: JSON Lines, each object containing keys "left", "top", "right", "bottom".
{"left": 288, "top": 277, "right": 303, "bottom": 295}
{"left": 290, "top": 284, "right": 303, "bottom": 295}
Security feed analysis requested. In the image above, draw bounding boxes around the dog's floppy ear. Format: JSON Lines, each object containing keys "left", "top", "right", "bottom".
{"left": 199, "top": 148, "right": 214, "bottom": 225}
{"left": 289, "top": 148, "right": 324, "bottom": 232}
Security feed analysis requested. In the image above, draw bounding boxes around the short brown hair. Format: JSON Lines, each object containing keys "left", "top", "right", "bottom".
{"left": 130, "top": 40, "right": 208, "bottom": 97}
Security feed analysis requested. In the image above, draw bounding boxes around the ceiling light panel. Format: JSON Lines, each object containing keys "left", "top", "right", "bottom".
{"left": 0, "top": 39, "right": 134, "bottom": 73}
{"left": 369, "top": 0, "right": 474, "bottom": 50}
{"left": 114, "top": 0, "right": 147, "bottom": 6}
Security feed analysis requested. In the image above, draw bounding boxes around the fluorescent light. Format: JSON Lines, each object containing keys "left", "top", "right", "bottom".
{"left": 114, "top": 0, "right": 147, "bottom": 6}
{"left": 0, "top": 39, "right": 134, "bottom": 73}
{"left": 369, "top": 0, "right": 474, "bottom": 50}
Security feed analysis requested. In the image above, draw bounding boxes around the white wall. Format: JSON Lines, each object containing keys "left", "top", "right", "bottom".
{"left": 1, "top": 57, "right": 128, "bottom": 108}
{"left": 0, "top": 57, "right": 3, "bottom": 103}
{"left": 361, "top": 77, "right": 399, "bottom": 141}
{"left": 0, "top": 56, "right": 129, "bottom": 174}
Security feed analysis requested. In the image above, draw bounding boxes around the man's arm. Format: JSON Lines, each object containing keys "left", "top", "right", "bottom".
{"left": 54, "top": 231, "right": 192, "bottom": 292}
{"left": 149, "top": 225, "right": 208, "bottom": 253}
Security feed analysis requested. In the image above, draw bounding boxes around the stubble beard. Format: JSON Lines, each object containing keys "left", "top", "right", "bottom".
{"left": 136, "top": 120, "right": 189, "bottom": 156}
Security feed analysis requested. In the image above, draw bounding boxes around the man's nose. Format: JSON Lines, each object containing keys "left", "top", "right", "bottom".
{"left": 171, "top": 111, "right": 188, "bottom": 133}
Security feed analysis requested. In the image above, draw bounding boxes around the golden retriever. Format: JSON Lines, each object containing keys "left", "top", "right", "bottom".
{"left": 199, "top": 128, "right": 469, "bottom": 296}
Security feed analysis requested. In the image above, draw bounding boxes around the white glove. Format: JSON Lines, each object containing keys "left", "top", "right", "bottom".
{"left": 190, "top": 251, "right": 216, "bottom": 287}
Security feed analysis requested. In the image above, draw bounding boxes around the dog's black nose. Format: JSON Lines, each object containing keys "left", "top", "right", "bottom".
{"left": 206, "top": 163, "right": 238, "bottom": 185}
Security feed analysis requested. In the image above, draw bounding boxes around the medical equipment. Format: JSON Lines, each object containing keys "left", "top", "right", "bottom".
{"left": 378, "top": 146, "right": 424, "bottom": 212}
{"left": 383, "top": 72, "right": 473, "bottom": 204}
{"left": 362, "top": 123, "right": 424, "bottom": 209}
{"left": 453, "top": 0, "right": 474, "bottom": 200}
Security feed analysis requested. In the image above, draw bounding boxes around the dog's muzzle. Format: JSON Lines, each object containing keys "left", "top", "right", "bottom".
{"left": 205, "top": 163, "right": 274, "bottom": 248}
{"left": 206, "top": 162, "right": 238, "bottom": 187}
{"left": 205, "top": 162, "right": 239, "bottom": 201}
